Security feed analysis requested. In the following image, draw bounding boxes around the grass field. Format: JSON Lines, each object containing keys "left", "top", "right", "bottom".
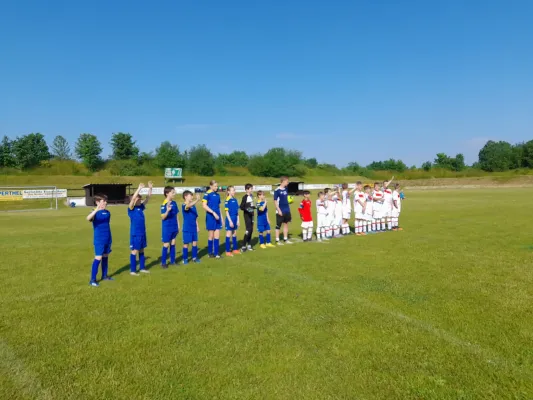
{"left": 1, "top": 189, "right": 532, "bottom": 399}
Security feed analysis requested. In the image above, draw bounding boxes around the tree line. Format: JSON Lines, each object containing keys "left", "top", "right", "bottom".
{"left": 0, "top": 132, "right": 532, "bottom": 177}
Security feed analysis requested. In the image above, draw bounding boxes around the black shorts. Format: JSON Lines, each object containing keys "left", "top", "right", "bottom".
{"left": 276, "top": 212, "right": 292, "bottom": 227}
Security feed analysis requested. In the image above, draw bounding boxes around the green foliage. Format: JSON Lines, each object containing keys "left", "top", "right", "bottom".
{"left": 0, "top": 136, "right": 16, "bottom": 168}
{"left": 367, "top": 159, "right": 407, "bottom": 172}
{"left": 433, "top": 153, "right": 465, "bottom": 171}
{"left": 344, "top": 162, "right": 361, "bottom": 174}
{"left": 12, "top": 133, "right": 51, "bottom": 169}
{"left": 187, "top": 144, "right": 215, "bottom": 176}
{"left": 520, "top": 141, "right": 533, "bottom": 168}
{"left": 51, "top": 135, "right": 72, "bottom": 160}
{"left": 110, "top": 132, "right": 139, "bottom": 160}
{"left": 304, "top": 157, "right": 318, "bottom": 169}
{"left": 75, "top": 133, "right": 103, "bottom": 171}
{"left": 421, "top": 161, "right": 432, "bottom": 171}
{"left": 106, "top": 159, "right": 151, "bottom": 176}
{"left": 478, "top": 140, "right": 513, "bottom": 172}
{"left": 153, "top": 141, "right": 186, "bottom": 170}
{"left": 216, "top": 151, "right": 249, "bottom": 167}
{"left": 248, "top": 147, "right": 303, "bottom": 177}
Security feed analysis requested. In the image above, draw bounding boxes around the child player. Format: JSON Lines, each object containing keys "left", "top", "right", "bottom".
{"left": 341, "top": 183, "right": 357, "bottom": 235}
{"left": 256, "top": 191, "right": 274, "bottom": 248}
{"left": 382, "top": 179, "right": 394, "bottom": 231}
{"left": 86, "top": 194, "right": 113, "bottom": 287}
{"left": 161, "top": 186, "right": 180, "bottom": 267}
{"left": 128, "top": 181, "right": 153, "bottom": 276}
{"left": 324, "top": 188, "right": 333, "bottom": 239}
{"left": 298, "top": 190, "right": 313, "bottom": 242}
{"left": 316, "top": 191, "right": 329, "bottom": 241}
{"left": 224, "top": 186, "right": 241, "bottom": 257}
{"left": 392, "top": 183, "right": 403, "bottom": 231}
{"left": 332, "top": 187, "right": 343, "bottom": 237}
{"left": 202, "top": 180, "right": 222, "bottom": 259}
{"left": 240, "top": 183, "right": 255, "bottom": 252}
{"left": 274, "top": 176, "right": 292, "bottom": 245}
{"left": 182, "top": 190, "right": 201, "bottom": 264}
{"left": 353, "top": 181, "right": 367, "bottom": 236}
{"left": 364, "top": 185, "right": 375, "bottom": 233}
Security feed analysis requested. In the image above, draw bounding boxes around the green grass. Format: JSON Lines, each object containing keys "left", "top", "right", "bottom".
{"left": 1, "top": 190, "right": 533, "bottom": 399}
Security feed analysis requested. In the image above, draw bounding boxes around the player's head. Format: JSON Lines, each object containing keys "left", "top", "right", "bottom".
{"left": 364, "top": 185, "right": 371, "bottom": 193}
{"left": 134, "top": 194, "right": 143, "bottom": 206}
{"left": 303, "top": 190, "right": 310, "bottom": 199}
{"left": 318, "top": 191, "right": 324, "bottom": 200}
{"left": 342, "top": 183, "right": 348, "bottom": 190}
{"left": 164, "top": 186, "right": 175, "bottom": 200}
{"left": 227, "top": 185, "right": 235, "bottom": 196}
{"left": 374, "top": 182, "right": 380, "bottom": 190}
{"left": 183, "top": 190, "right": 192, "bottom": 201}
{"left": 245, "top": 183, "right": 253, "bottom": 194}
{"left": 257, "top": 190, "right": 265, "bottom": 200}
{"left": 324, "top": 188, "right": 330, "bottom": 195}
{"left": 280, "top": 176, "right": 289, "bottom": 187}
{"left": 395, "top": 183, "right": 401, "bottom": 190}
{"left": 356, "top": 181, "right": 363, "bottom": 190}
{"left": 382, "top": 181, "right": 388, "bottom": 188}
{"left": 94, "top": 193, "right": 108, "bottom": 208}
{"left": 209, "top": 180, "right": 218, "bottom": 191}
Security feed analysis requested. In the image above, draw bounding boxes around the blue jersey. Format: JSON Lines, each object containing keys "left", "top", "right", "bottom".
{"left": 224, "top": 196, "right": 239, "bottom": 217}
{"left": 257, "top": 201, "right": 268, "bottom": 225}
{"left": 274, "top": 187, "right": 290, "bottom": 214}
{"left": 182, "top": 203, "right": 198, "bottom": 233}
{"left": 128, "top": 204, "right": 146, "bottom": 236}
{"left": 92, "top": 209, "right": 111, "bottom": 244}
{"left": 161, "top": 200, "right": 179, "bottom": 232}
{"left": 202, "top": 190, "right": 221, "bottom": 216}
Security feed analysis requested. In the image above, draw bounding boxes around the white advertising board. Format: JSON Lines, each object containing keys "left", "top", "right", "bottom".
{"left": 23, "top": 189, "right": 68, "bottom": 199}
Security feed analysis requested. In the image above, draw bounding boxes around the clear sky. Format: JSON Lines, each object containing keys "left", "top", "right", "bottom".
{"left": 1, "top": 0, "right": 532, "bottom": 167}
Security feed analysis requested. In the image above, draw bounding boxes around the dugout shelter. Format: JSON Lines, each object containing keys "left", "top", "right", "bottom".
{"left": 275, "top": 181, "right": 304, "bottom": 196}
{"left": 83, "top": 183, "right": 132, "bottom": 207}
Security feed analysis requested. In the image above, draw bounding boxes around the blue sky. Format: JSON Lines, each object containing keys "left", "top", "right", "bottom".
{"left": 1, "top": 0, "right": 532, "bottom": 167}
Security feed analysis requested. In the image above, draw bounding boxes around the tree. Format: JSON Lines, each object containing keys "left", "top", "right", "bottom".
{"left": 421, "top": 161, "right": 432, "bottom": 171}
{"left": 450, "top": 153, "right": 466, "bottom": 171}
{"left": 12, "top": 133, "right": 50, "bottom": 169}
{"left": 344, "top": 161, "right": 360, "bottom": 173}
{"left": 248, "top": 147, "right": 302, "bottom": 177}
{"left": 187, "top": 144, "right": 215, "bottom": 176}
{"left": 50, "top": 135, "right": 71, "bottom": 160}
{"left": 304, "top": 158, "right": 318, "bottom": 169}
{"left": 434, "top": 153, "right": 453, "bottom": 169}
{"left": 110, "top": 132, "right": 139, "bottom": 160}
{"left": 519, "top": 141, "right": 533, "bottom": 168}
{"left": 478, "top": 140, "right": 513, "bottom": 172}
{"left": 216, "top": 151, "right": 249, "bottom": 167}
{"left": 367, "top": 158, "right": 407, "bottom": 172}
{"left": 75, "top": 133, "right": 103, "bottom": 171}
{"left": 153, "top": 141, "right": 185, "bottom": 170}
{"left": 0, "top": 136, "right": 16, "bottom": 168}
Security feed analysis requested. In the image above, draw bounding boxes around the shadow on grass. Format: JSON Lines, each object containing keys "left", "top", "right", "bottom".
{"left": 109, "top": 256, "right": 160, "bottom": 278}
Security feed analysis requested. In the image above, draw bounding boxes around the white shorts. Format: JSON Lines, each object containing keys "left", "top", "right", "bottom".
{"left": 301, "top": 221, "right": 314, "bottom": 229}
{"left": 355, "top": 211, "right": 366, "bottom": 220}
{"left": 365, "top": 213, "right": 374, "bottom": 221}
{"left": 382, "top": 206, "right": 392, "bottom": 218}
{"left": 342, "top": 208, "right": 351, "bottom": 220}
{"left": 317, "top": 214, "right": 328, "bottom": 228}
{"left": 391, "top": 208, "right": 401, "bottom": 218}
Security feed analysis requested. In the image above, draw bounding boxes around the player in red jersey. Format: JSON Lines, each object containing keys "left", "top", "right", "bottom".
{"left": 298, "top": 190, "right": 314, "bottom": 241}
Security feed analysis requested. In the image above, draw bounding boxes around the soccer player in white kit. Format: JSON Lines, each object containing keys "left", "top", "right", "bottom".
{"left": 316, "top": 191, "right": 329, "bottom": 241}
{"left": 392, "top": 183, "right": 403, "bottom": 230}
{"left": 332, "top": 188, "right": 343, "bottom": 237}
{"left": 364, "top": 185, "right": 375, "bottom": 233}
{"left": 353, "top": 181, "right": 367, "bottom": 236}
{"left": 382, "top": 179, "right": 394, "bottom": 231}
{"left": 324, "top": 188, "right": 334, "bottom": 238}
{"left": 340, "top": 183, "right": 356, "bottom": 235}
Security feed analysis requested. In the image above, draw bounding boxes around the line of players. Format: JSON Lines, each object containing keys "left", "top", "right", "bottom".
{"left": 85, "top": 177, "right": 402, "bottom": 287}
{"left": 297, "top": 179, "right": 403, "bottom": 242}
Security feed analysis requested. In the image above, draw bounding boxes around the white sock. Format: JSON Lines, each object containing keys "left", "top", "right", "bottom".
{"left": 307, "top": 227, "right": 313, "bottom": 239}
{"left": 302, "top": 229, "right": 308, "bottom": 240}
{"left": 387, "top": 220, "right": 392, "bottom": 230}
{"left": 371, "top": 221, "right": 375, "bottom": 231}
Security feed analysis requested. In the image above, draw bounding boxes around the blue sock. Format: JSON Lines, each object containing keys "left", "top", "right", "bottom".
{"left": 225, "top": 237, "right": 231, "bottom": 252}
{"left": 130, "top": 254, "right": 136, "bottom": 272}
{"left": 232, "top": 236, "right": 238, "bottom": 250}
{"left": 183, "top": 247, "right": 189, "bottom": 262}
{"left": 266, "top": 233, "right": 271, "bottom": 244}
{"left": 101, "top": 257, "right": 109, "bottom": 279}
{"left": 139, "top": 252, "right": 146, "bottom": 270}
{"left": 259, "top": 234, "right": 264, "bottom": 244}
{"left": 91, "top": 259, "right": 100, "bottom": 282}
{"left": 192, "top": 246, "right": 198, "bottom": 259}
{"left": 170, "top": 245, "right": 176, "bottom": 264}
{"left": 162, "top": 246, "right": 168, "bottom": 265}
{"left": 208, "top": 239, "right": 213, "bottom": 255}
{"left": 214, "top": 239, "right": 220, "bottom": 255}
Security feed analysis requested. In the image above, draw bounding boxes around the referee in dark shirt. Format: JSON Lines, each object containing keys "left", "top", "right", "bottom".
{"left": 240, "top": 183, "right": 255, "bottom": 251}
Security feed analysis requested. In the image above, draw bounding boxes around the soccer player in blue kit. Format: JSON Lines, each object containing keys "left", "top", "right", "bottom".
{"left": 274, "top": 176, "right": 293, "bottom": 245}
{"left": 256, "top": 190, "right": 274, "bottom": 249}
{"left": 86, "top": 194, "right": 114, "bottom": 287}
{"left": 181, "top": 190, "right": 201, "bottom": 264}
{"left": 202, "top": 180, "right": 222, "bottom": 259}
{"left": 128, "top": 181, "right": 152, "bottom": 276}
{"left": 161, "top": 186, "right": 180, "bottom": 268}
{"left": 224, "top": 186, "right": 241, "bottom": 256}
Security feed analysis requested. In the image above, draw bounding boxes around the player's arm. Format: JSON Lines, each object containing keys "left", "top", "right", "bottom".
{"left": 239, "top": 195, "right": 247, "bottom": 211}
{"left": 298, "top": 202, "right": 304, "bottom": 219}
{"left": 202, "top": 195, "right": 218, "bottom": 218}
{"left": 129, "top": 183, "right": 145, "bottom": 209}
{"left": 176, "top": 210, "right": 180, "bottom": 231}
{"left": 143, "top": 181, "right": 153, "bottom": 205}
{"left": 383, "top": 176, "right": 394, "bottom": 189}
{"left": 161, "top": 203, "right": 170, "bottom": 220}
{"left": 86, "top": 208, "right": 99, "bottom": 222}
{"left": 393, "top": 193, "right": 399, "bottom": 209}
{"left": 273, "top": 191, "right": 282, "bottom": 215}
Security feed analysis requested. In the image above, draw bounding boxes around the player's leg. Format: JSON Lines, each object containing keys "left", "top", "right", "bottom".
{"left": 90, "top": 245, "right": 103, "bottom": 286}
{"left": 246, "top": 214, "right": 253, "bottom": 250}
{"left": 192, "top": 239, "right": 200, "bottom": 262}
{"left": 130, "top": 248, "right": 139, "bottom": 275}
{"left": 182, "top": 232, "right": 190, "bottom": 264}
{"left": 169, "top": 235, "right": 177, "bottom": 265}
{"left": 101, "top": 248, "right": 111, "bottom": 280}
{"left": 232, "top": 231, "right": 240, "bottom": 254}
{"left": 139, "top": 246, "right": 148, "bottom": 273}
{"left": 266, "top": 226, "right": 274, "bottom": 247}
{"left": 213, "top": 228, "right": 221, "bottom": 258}
{"left": 161, "top": 229, "right": 170, "bottom": 267}
{"left": 225, "top": 225, "right": 233, "bottom": 256}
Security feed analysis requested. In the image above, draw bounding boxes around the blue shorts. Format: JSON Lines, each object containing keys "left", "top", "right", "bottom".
{"left": 130, "top": 235, "right": 147, "bottom": 251}
{"left": 206, "top": 214, "right": 222, "bottom": 231}
{"left": 225, "top": 215, "right": 238, "bottom": 231}
{"left": 94, "top": 242, "right": 112, "bottom": 256}
{"left": 182, "top": 231, "right": 198, "bottom": 245}
{"left": 257, "top": 223, "right": 271, "bottom": 233}
{"left": 162, "top": 230, "right": 178, "bottom": 243}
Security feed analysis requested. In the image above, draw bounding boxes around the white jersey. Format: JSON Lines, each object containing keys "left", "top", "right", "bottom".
{"left": 353, "top": 190, "right": 365, "bottom": 213}
{"left": 392, "top": 190, "right": 402, "bottom": 212}
{"left": 364, "top": 193, "right": 373, "bottom": 215}
{"left": 327, "top": 197, "right": 336, "bottom": 217}
{"left": 383, "top": 188, "right": 393, "bottom": 208}
{"left": 316, "top": 199, "right": 328, "bottom": 215}
{"left": 342, "top": 190, "right": 351, "bottom": 210}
